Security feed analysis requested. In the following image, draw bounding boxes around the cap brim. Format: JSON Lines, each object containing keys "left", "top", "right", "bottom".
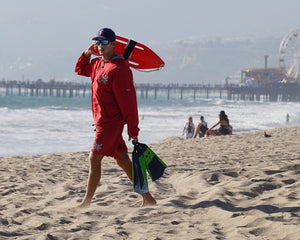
{"left": 92, "top": 37, "right": 108, "bottom": 40}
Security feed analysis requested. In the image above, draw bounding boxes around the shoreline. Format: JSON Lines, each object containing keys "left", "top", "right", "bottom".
{"left": 0, "top": 126, "right": 299, "bottom": 239}
{"left": 0, "top": 125, "right": 296, "bottom": 158}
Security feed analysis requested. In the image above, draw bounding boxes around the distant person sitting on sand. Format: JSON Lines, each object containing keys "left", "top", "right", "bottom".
{"left": 182, "top": 116, "right": 195, "bottom": 139}
{"left": 206, "top": 111, "right": 232, "bottom": 136}
{"left": 193, "top": 116, "right": 208, "bottom": 138}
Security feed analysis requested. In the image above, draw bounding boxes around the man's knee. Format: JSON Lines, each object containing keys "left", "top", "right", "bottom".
{"left": 89, "top": 152, "right": 103, "bottom": 172}
{"left": 115, "top": 151, "right": 131, "bottom": 166}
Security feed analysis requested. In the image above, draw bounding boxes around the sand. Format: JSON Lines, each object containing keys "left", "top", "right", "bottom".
{"left": 0, "top": 126, "right": 300, "bottom": 240}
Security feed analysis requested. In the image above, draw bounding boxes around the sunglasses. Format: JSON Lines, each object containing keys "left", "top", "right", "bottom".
{"left": 95, "top": 39, "right": 110, "bottom": 46}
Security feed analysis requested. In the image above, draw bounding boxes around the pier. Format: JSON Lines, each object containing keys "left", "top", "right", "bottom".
{"left": 227, "top": 83, "right": 300, "bottom": 102}
{"left": 0, "top": 80, "right": 91, "bottom": 98}
{"left": 134, "top": 83, "right": 227, "bottom": 100}
{"left": 0, "top": 80, "right": 300, "bottom": 102}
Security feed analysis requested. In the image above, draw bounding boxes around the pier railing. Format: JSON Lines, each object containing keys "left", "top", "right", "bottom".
{"left": 0, "top": 80, "right": 299, "bottom": 102}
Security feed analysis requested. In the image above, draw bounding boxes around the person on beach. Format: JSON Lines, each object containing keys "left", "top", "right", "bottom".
{"left": 73, "top": 27, "right": 156, "bottom": 208}
{"left": 182, "top": 116, "right": 195, "bottom": 139}
{"left": 206, "top": 111, "right": 232, "bottom": 136}
{"left": 193, "top": 116, "right": 208, "bottom": 138}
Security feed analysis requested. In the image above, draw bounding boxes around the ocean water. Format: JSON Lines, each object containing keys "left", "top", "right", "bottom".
{"left": 0, "top": 90, "right": 299, "bottom": 157}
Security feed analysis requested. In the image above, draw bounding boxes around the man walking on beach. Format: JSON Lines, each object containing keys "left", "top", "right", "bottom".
{"left": 74, "top": 27, "right": 156, "bottom": 208}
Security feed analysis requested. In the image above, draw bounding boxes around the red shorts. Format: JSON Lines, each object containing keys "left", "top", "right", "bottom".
{"left": 91, "top": 123, "right": 127, "bottom": 158}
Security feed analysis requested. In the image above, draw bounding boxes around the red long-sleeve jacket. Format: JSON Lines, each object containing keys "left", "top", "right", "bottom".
{"left": 75, "top": 53, "right": 139, "bottom": 138}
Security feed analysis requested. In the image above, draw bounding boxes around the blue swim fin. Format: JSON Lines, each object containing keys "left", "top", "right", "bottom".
{"left": 132, "top": 142, "right": 149, "bottom": 195}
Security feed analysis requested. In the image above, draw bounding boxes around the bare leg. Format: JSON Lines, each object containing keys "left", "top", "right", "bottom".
{"left": 193, "top": 124, "right": 200, "bottom": 138}
{"left": 206, "top": 129, "right": 218, "bottom": 136}
{"left": 116, "top": 151, "right": 157, "bottom": 207}
{"left": 72, "top": 152, "right": 104, "bottom": 209}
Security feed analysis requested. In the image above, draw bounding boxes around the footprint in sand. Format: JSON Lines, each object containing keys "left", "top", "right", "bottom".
{"left": 282, "top": 179, "right": 296, "bottom": 185}
{"left": 251, "top": 183, "right": 282, "bottom": 194}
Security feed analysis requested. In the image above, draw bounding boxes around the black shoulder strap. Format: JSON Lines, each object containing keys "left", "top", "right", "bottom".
{"left": 123, "top": 40, "right": 137, "bottom": 60}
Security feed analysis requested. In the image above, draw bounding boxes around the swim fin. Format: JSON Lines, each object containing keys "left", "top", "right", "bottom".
{"left": 132, "top": 142, "right": 167, "bottom": 195}
{"left": 132, "top": 142, "right": 149, "bottom": 195}
{"left": 137, "top": 142, "right": 167, "bottom": 181}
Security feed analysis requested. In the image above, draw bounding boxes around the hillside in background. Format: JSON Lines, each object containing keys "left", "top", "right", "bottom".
{"left": 1, "top": 35, "right": 283, "bottom": 85}
{"left": 136, "top": 35, "right": 283, "bottom": 84}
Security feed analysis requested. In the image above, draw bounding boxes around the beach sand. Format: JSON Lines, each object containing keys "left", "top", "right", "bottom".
{"left": 0, "top": 127, "right": 300, "bottom": 240}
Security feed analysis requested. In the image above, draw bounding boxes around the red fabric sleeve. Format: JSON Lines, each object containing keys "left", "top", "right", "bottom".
{"left": 75, "top": 53, "right": 93, "bottom": 77}
{"left": 112, "top": 66, "right": 139, "bottom": 138}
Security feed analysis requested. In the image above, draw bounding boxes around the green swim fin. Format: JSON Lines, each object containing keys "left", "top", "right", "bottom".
{"left": 133, "top": 141, "right": 167, "bottom": 181}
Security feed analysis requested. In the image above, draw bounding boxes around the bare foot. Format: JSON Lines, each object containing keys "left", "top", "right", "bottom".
{"left": 141, "top": 192, "right": 157, "bottom": 207}
{"left": 68, "top": 201, "right": 90, "bottom": 211}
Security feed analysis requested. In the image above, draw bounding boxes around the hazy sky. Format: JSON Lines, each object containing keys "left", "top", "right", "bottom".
{"left": 1, "top": 0, "right": 300, "bottom": 81}
{"left": 1, "top": 0, "right": 300, "bottom": 47}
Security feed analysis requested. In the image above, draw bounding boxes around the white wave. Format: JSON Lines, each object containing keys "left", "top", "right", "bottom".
{"left": 0, "top": 100, "right": 299, "bottom": 156}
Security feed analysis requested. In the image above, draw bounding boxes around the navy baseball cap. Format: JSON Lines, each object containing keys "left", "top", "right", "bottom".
{"left": 92, "top": 28, "right": 116, "bottom": 41}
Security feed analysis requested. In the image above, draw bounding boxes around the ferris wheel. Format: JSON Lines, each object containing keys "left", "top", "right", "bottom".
{"left": 279, "top": 29, "right": 300, "bottom": 83}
